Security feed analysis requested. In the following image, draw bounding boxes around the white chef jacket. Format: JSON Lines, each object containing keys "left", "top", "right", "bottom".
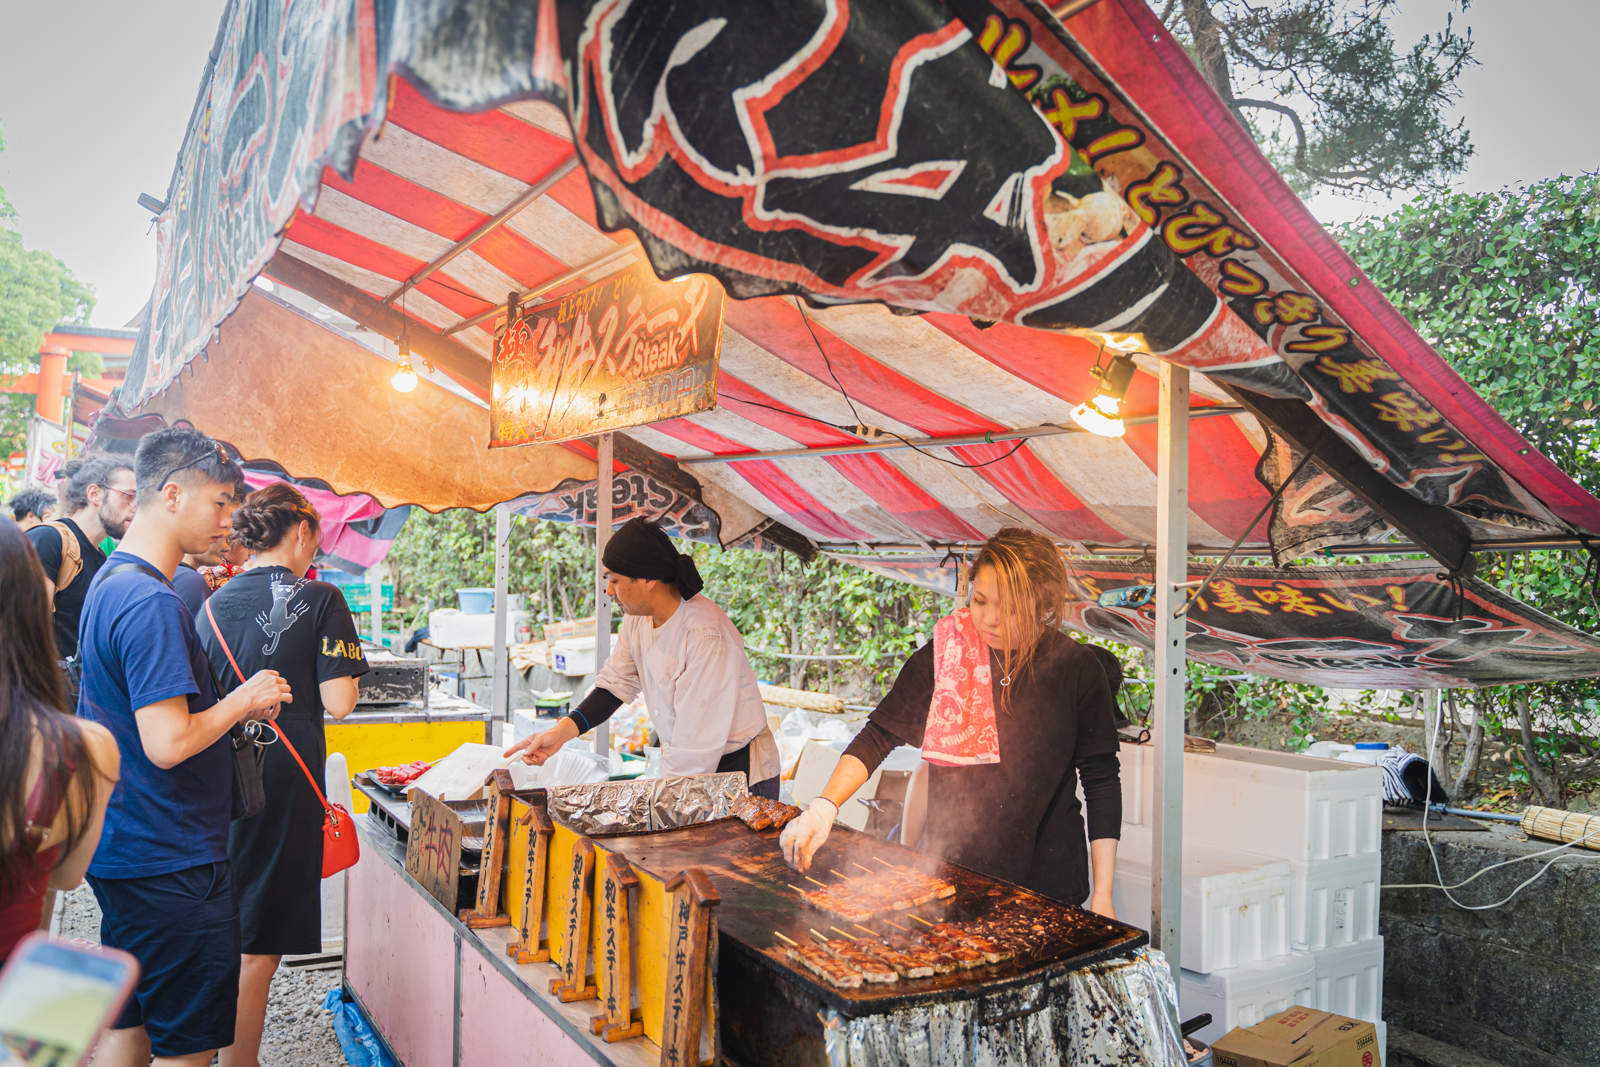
{"left": 593, "top": 594, "right": 780, "bottom": 781}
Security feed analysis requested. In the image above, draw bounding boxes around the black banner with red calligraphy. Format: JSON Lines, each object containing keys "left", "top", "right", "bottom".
{"left": 490, "top": 262, "right": 724, "bottom": 447}
{"left": 825, "top": 552, "right": 1600, "bottom": 686}
{"left": 1063, "top": 560, "right": 1600, "bottom": 688}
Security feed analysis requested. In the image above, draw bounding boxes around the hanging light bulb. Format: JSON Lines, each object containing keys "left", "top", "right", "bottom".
{"left": 1070, "top": 348, "right": 1138, "bottom": 437}
{"left": 391, "top": 326, "right": 418, "bottom": 393}
{"left": 391, "top": 356, "right": 418, "bottom": 393}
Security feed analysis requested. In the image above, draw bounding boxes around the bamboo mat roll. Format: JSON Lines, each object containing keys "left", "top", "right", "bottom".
{"left": 1520, "top": 806, "right": 1600, "bottom": 852}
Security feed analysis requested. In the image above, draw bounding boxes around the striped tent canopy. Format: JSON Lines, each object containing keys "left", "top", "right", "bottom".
{"left": 115, "top": 0, "right": 1600, "bottom": 574}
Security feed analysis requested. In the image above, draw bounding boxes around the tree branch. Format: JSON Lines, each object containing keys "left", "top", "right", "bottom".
{"left": 1232, "top": 97, "right": 1310, "bottom": 170}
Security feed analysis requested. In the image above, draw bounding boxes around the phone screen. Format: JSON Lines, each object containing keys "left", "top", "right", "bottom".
{"left": 0, "top": 938, "right": 134, "bottom": 1067}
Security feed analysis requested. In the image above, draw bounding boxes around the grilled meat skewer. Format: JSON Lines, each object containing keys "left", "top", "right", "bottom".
{"left": 786, "top": 944, "right": 863, "bottom": 988}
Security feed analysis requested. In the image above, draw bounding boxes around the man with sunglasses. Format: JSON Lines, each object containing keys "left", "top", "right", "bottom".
{"left": 26, "top": 455, "right": 137, "bottom": 685}
{"left": 76, "top": 429, "right": 292, "bottom": 1067}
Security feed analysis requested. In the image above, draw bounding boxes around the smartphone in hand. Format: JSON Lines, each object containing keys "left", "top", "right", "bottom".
{"left": 0, "top": 932, "right": 138, "bottom": 1067}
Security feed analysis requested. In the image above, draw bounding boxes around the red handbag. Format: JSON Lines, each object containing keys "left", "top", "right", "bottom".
{"left": 206, "top": 599, "right": 360, "bottom": 877}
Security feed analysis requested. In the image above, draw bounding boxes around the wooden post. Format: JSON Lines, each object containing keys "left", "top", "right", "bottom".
{"left": 660, "top": 868, "right": 719, "bottom": 1067}
{"left": 590, "top": 854, "right": 644, "bottom": 1041}
{"left": 507, "top": 802, "right": 554, "bottom": 963}
{"left": 550, "top": 837, "right": 598, "bottom": 1002}
{"left": 460, "top": 769, "right": 514, "bottom": 928}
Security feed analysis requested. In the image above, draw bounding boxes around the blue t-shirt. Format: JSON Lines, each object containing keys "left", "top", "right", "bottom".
{"left": 171, "top": 562, "right": 214, "bottom": 621}
{"left": 78, "top": 550, "right": 230, "bottom": 879}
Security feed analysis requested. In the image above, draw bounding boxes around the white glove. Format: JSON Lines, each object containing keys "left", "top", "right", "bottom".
{"left": 780, "top": 797, "right": 838, "bottom": 872}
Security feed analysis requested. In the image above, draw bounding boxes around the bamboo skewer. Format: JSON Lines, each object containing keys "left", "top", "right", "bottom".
{"left": 773, "top": 930, "right": 799, "bottom": 947}
{"left": 880, "top": 918, "right": 907, "bottom": 931}
{"left": 831, "top": 926, "right": 857, "bottom": 940}
{"left": 853, "top": 924, "right": 877, "bottom": 936}
{"left": 804, "top": 875, "right": 828, "bottom": 888}
{"left": 911, "top": 915, "right": 935, "bottom": 927}
{"left": 852, "top": 861, "right": 875, "bottom": 874}
{"left": 829, "top": 869, "right": 854, "bottom": 881}
{"left": 787, "top": 884, "right": 807, "bottom": 895}
{"left": 809, "top": 928, "right": 830, "bottom": 943}
{"left": 871, "top": 856, "right": 894, "bottom": 868}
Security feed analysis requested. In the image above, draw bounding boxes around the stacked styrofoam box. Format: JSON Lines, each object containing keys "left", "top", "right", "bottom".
{"left": 1112, "top": 823, "right": 1290, "bottom": 973}
{"left": 1311, "top": 936, "right": 1384, "bottom": 1022}
{"left": 1117, "top": 742, "right": 1385, "bottom": 1034}
{"left": 1178, "top": 952, "right": 1316, "bottom": 1045}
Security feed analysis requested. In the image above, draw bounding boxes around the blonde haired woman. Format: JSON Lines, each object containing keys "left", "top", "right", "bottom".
{"left": 782, "top": 527, "right": 1121, "bottom": 914}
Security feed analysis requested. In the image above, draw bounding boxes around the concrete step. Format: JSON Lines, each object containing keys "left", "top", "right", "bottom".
{"left": 1387, "top": 1024, "right": 1509, "bottom": 1067}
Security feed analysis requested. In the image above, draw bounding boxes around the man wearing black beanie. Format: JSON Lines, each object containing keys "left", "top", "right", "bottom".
{"left": 504, "top": 519, "right": 781, "bottom": 796}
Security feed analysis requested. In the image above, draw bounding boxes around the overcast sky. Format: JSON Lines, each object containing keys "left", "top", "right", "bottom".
{"left": 0, "top": 0, "right": 1595, "bottom": 329}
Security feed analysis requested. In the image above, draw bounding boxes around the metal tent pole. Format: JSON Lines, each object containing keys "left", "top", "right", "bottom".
{"left": 595, "top": 434, "right": 614, "bottom": 757}
{"left": 492, "top": 505, "right": 511, "bottom": 730}
{"left": 1151, "top": 362, "right": 1189, "bottom": 982}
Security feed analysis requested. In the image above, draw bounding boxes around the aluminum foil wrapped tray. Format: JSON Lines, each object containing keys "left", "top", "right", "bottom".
{"left": 544, "top": 772, "right": 748, "bottom": 836}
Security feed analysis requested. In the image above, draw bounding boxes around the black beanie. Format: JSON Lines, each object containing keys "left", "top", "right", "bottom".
{"left": 602, "top": 518, "right": 705, "bottom": 598}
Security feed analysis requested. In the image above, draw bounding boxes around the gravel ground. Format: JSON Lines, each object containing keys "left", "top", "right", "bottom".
{"left": 56, "top": 884, "right": 347, "bottom": 1066}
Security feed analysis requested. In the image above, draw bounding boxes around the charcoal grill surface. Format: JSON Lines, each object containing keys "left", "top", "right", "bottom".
{"left": 597, "top": 818, "right": 1145, "bottom": 1014}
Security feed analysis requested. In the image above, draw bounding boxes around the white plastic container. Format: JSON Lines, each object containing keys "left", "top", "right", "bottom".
{"left": 1179, "top": 951, "right": 1316, "bottom": 1046}
{"left": 1290, "top": 852, "right": 1381, "bottom": 951}
{"left": 1120, "top": 741, "right": 1383, "bottom": 862}
{"left": 551, "top": 636, "right": 597, "bottom": 676}
{"left": 1111, "top": 824, "right": 1291, "bottom": 973}
{"left": 1304, "top": 741, "right": 1355, "bottom": 760}
{"left": 428, "top": 607, "right": 530, "bottom": 649}
{"left": 1336, "top": 742, "right": 1391, "bottom": 766}
{"left": 1311, "top": 936, "right": 1384, "bottom": 1023}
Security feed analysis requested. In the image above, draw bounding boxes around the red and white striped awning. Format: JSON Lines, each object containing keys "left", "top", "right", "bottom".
{"left": 267, "top": 79, "right": 1270, "bottom": 550}
{"left": 117, "top": 0, "right": 1600, "bottom": 566}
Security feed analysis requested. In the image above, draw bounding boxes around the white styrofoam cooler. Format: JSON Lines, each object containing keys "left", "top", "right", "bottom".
{"left": 1119, "top": 741, "right": 1382, "bottom": 861}
{"left": 1111, "top": 824, "right": 1290, "bottom": 973}
{"left": 428, "top": 607, "right": 530, "bottom": 649}
{"left": 1179, "top": 952, "right": 1316, "bottom": 1046}
{"left": 1291, "top": 852, "right": 1381, "bottom": 951}
{"left": 551, "top": 636, "right": 597, "bottom": 676}
{"left": 1312, "top": 936, "right": 1384, "bottom": 1024}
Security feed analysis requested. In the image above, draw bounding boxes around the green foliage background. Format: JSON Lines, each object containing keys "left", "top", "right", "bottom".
{"left": 0, "top": 128, "right": 96, "bottom": 459}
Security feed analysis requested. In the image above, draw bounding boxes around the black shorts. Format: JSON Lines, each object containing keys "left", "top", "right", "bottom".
{"left": 89, "top": 861, "right": 241, "bottom": 1057}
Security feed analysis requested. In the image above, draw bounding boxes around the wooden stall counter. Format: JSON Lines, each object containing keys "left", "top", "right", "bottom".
{"left": 346, "top": 815, "right": 668, "bottom": 1067}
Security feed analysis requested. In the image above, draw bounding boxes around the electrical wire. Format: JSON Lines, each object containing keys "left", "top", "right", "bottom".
{"left": 719, "top": 393, "right": 1033, "bottom": 468}
{"left": 785, "top": 297, "right": 1032, "bottom": 470}
{"left": 1380, "top": 708, "right": 1600, "bottom": 910}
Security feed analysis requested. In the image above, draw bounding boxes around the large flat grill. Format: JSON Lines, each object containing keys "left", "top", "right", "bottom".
{"left": 595, "top": 817, "right": 1146, "bottom": 1015}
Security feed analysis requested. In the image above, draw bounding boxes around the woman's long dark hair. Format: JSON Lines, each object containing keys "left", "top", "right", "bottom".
{"left": 0, "top": 520, "right": 96, "bottom": 901}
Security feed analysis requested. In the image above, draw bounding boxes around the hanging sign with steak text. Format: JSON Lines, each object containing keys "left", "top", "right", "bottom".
{"left": 490, "top": 263, "right": 724, "bottom": 448}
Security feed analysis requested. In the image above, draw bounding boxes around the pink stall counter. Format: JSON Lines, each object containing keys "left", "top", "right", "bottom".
{"left": 345, "top": 817, "right": 664, "bottom": 1067}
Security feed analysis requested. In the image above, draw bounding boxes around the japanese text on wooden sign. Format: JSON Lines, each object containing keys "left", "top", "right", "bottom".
{"left": 404, "top": 790, "right": 462, "bottom": 910}
{"left": 490, "top": 261, "right": 724, "bottom": 448}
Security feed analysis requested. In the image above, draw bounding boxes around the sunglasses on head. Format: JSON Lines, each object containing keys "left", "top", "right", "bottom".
{"left": 160, "top": 443, "right": 233, "bottom": 490}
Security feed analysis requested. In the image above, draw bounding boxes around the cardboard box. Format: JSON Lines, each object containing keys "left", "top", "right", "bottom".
{"left": 1212, "top": 1008, "right": 1381, "bottom": 1067}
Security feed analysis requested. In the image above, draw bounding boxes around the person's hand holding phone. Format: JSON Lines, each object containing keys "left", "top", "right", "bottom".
{"left": 0, "top": 933, "right": 138, "bottom": 1067}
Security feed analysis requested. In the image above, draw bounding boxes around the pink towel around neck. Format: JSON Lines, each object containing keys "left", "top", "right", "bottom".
{"left": 921, "top": 608, "right": 1000, "bottom": 767}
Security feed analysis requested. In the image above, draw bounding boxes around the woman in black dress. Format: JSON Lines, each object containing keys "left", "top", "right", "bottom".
{"left": 781, "top": 527, "right": 1122, "bottom": 913}
{"left": 196, "top": 483, "right": 368, "bottom": 1067}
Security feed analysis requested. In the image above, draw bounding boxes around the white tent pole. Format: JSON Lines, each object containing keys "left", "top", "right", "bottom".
{"left": 595, "top": 433, "right": 614, "bottom": 758}
{"left": 1151, "top": 362, "right": 1189, "bottom": 982}
{"left": 492, "top": 505, "right": 511, "bottom": 727}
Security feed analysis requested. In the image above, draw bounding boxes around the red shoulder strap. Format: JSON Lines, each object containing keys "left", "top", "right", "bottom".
{"left": 205, "top": 598, "right": 332, "bottom": 812}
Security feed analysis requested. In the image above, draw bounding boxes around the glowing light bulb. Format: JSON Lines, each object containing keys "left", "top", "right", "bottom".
{"left": 391, "top": 358, "right": 418, "bottom": 393}
{"left": 1070, "top": 398, "right": 1125, "bottom": 437}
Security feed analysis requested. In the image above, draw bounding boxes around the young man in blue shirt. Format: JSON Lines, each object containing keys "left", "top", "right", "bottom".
{"left": 78, "top": 429, "right": 293, "bottom": 1067}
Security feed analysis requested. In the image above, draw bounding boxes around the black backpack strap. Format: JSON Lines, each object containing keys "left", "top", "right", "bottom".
{"left": 101, "top": 561, "right": 171, "bottom": 587}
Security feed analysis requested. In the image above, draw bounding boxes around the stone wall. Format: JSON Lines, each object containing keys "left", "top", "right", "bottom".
{"left": 1382, "top": 824, "right": 1600, "bottom": 1066}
